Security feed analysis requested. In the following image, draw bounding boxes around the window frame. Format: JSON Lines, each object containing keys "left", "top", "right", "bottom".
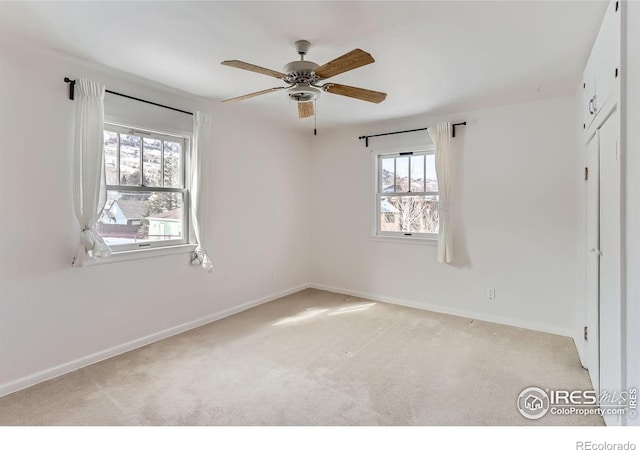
{"left": 373, "top": 146, "right": 439, "bottom": 241}
{"left": 100, "top": 122, "right": 192, "bottom": 253}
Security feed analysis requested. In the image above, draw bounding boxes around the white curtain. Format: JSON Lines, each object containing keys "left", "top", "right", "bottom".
{"left": 72, "top": 79, "right": 112, "bottom": 267}
{"left": 190, "top": 111, "right": 213, "bottom": 272}
{"left": 428, "top": 122, "right": 454, "bottom": 264}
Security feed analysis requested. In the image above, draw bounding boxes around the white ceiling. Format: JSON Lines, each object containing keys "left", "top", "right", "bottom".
{"left": 0, "top": 1, "right": 607, "bottom": 129}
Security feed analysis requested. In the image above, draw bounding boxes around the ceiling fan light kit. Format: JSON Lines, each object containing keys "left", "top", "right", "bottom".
{"left": 221, "top": 40, "right": 387, "bottom": 121}
{"left": 287, "top": 84, "right": 322, "bottom": 103}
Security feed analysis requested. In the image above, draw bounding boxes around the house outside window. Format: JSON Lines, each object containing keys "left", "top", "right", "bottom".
{"left": 97, "top": 124, "right": 190, "bottom": 251}
{"left": 376, "top": 149, "right": 439, "bottom": 239}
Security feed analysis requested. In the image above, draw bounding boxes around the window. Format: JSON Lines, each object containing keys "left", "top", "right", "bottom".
{"left": 376, "top": 150, "right": 439, "bottom": 238}
{"left": 97, "top": 124, "right": 190, "bottom": 252}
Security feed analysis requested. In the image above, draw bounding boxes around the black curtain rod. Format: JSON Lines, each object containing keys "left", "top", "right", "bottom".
{"left": 63, "top": 78, "right": 193, "bottom": 116}
{"left": 358, "top": 122, "right": 467, "bottom": 147}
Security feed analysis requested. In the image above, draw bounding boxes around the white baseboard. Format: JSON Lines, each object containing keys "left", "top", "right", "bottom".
{"left": 0, "top": 284, "right": 309, "bottom": 398}
{"left": 309, "top": 283, "right": 574, "bottom": 338}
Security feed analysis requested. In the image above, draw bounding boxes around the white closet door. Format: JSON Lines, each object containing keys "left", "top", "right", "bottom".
{"left": 583, "top": 56, "right": 597, "bottom": 129}
{"left": 593, "top": 1, "right": 620, "bottom": 115}
{"left": 599, "top": 110, "right": 622, "bottom": 426}
{"left": 586, "top": 133, "right": 600, "bottom": 394}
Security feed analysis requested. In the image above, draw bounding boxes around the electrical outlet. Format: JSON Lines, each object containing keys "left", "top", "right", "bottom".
{"left": 487, "top": 288, "right": 496, "bottom": 300}
{"left": 270, "top": 272, "right": 275, "bottom": 281}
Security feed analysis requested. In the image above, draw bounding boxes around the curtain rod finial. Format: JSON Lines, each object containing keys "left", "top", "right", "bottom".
{"left": 64, "top": 77, "right": 76, "bottom": 100}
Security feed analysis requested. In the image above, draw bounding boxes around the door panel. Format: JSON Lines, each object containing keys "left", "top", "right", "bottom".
{"left": 586, "top": 133, "right": 600, "bottom": 394}
{"left": 599, "top": 110, "right": 622, "bottom": 425}
{"left": 583, "top": 56, "right": 597, "bottom": 130}
{"left": 593, "top": 1, "right": 620, "bottom": 115}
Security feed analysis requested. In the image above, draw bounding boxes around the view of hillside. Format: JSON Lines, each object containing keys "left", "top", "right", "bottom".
{"left": 380, "top": 154, "right": 439, "bottom": 234}
{"left": 380, "top": 154, "right": 437, "bottom": 193}
{"left": 104, "top": 131, "right": 182, "bottom": 188}
{"left": 99, "top": 131, "right": 184, "bottom": 245}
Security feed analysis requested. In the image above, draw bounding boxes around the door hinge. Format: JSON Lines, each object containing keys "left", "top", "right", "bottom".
{"left": 615, "top": 1, "right": 619, "bottom": 12}
{"left": 615, "top": 68, "right": 619, "bottom": 78}
{"left": 583, "top": 82, "right": 586, "bottom": 89}
{"left": 584, "top": 326, "right": 588, "bottom": 341}
{"left": 584, "top": 167, "right": 589, "bottom": 181}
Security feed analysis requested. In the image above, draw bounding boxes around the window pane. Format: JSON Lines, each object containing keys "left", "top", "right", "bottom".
{"left": 395, "top": 156, "right": 409, "bottom": 193}
{"left": 410, "top": 155, "right": 425, "bottom": 192}
{"left": 104, "top": 131, "right": 118, "bottom": 185}
{"left": 425, "top": 155, "right": 438, "bottom": 192}
{"left": 381, "top": 158, "right": 395, "bottom": 193}
{"left": 97, "top": 190, "right": 184, "bottom": 246}
{"left": 142, "top": 138, "right": 162, "bottom": 187}
{"left": 380, "top": 195, "right": 439, "bottom": 234}
{"left": 164, "top": 141, "right": 182, "bottom": 188}
{"left": 119, "top": 134, "right": 141, "bottom": 186}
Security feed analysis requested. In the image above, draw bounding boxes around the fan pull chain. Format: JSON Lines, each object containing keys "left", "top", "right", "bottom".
{"left": 314, "top": 99, "right": 317, "bottom": 136}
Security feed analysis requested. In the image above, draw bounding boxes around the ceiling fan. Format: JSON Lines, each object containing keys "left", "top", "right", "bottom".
{"left": 221, "top": 40, "right": 387, "bottom": 119}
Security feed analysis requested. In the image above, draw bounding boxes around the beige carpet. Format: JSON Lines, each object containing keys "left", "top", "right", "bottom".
{"left": 0, "top": 289, "right": 602, "bottom": 425}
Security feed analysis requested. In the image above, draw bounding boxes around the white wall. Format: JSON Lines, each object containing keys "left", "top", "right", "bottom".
{"left": 0, "top": 39, "right": 310, "bottom": 393}
{"left": 623, "top": 0, "right": 640, "bottom": 427}
{"left": 310, "top": 96, "right": 579, "bottom": 336}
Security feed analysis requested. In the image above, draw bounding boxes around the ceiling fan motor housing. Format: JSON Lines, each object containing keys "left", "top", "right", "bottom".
{"left": 282, "top": 61, "right": 320, "bottom": 84}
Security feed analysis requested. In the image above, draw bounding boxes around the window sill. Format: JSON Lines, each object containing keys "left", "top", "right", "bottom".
{"left": 87, "top": 243, "right": 198, "bottom": 266}
{"left": 369, "top": 235, "right": 438, "bottom": 246}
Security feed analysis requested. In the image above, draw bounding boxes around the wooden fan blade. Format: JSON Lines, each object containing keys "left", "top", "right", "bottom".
{"left": 324, "top": 83, "right": 387, "bottom": 103}
{"left": 221, "top": 87, "right": 282, "bottom": 103}
{"left": 298, "top": 102, "right": 314, "bottom": 118}
{"left": 221, "top": 60, "right": 286, "bottom": 79}
{"left": 315, "top": 49, "right": 375, "bottom": 79}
